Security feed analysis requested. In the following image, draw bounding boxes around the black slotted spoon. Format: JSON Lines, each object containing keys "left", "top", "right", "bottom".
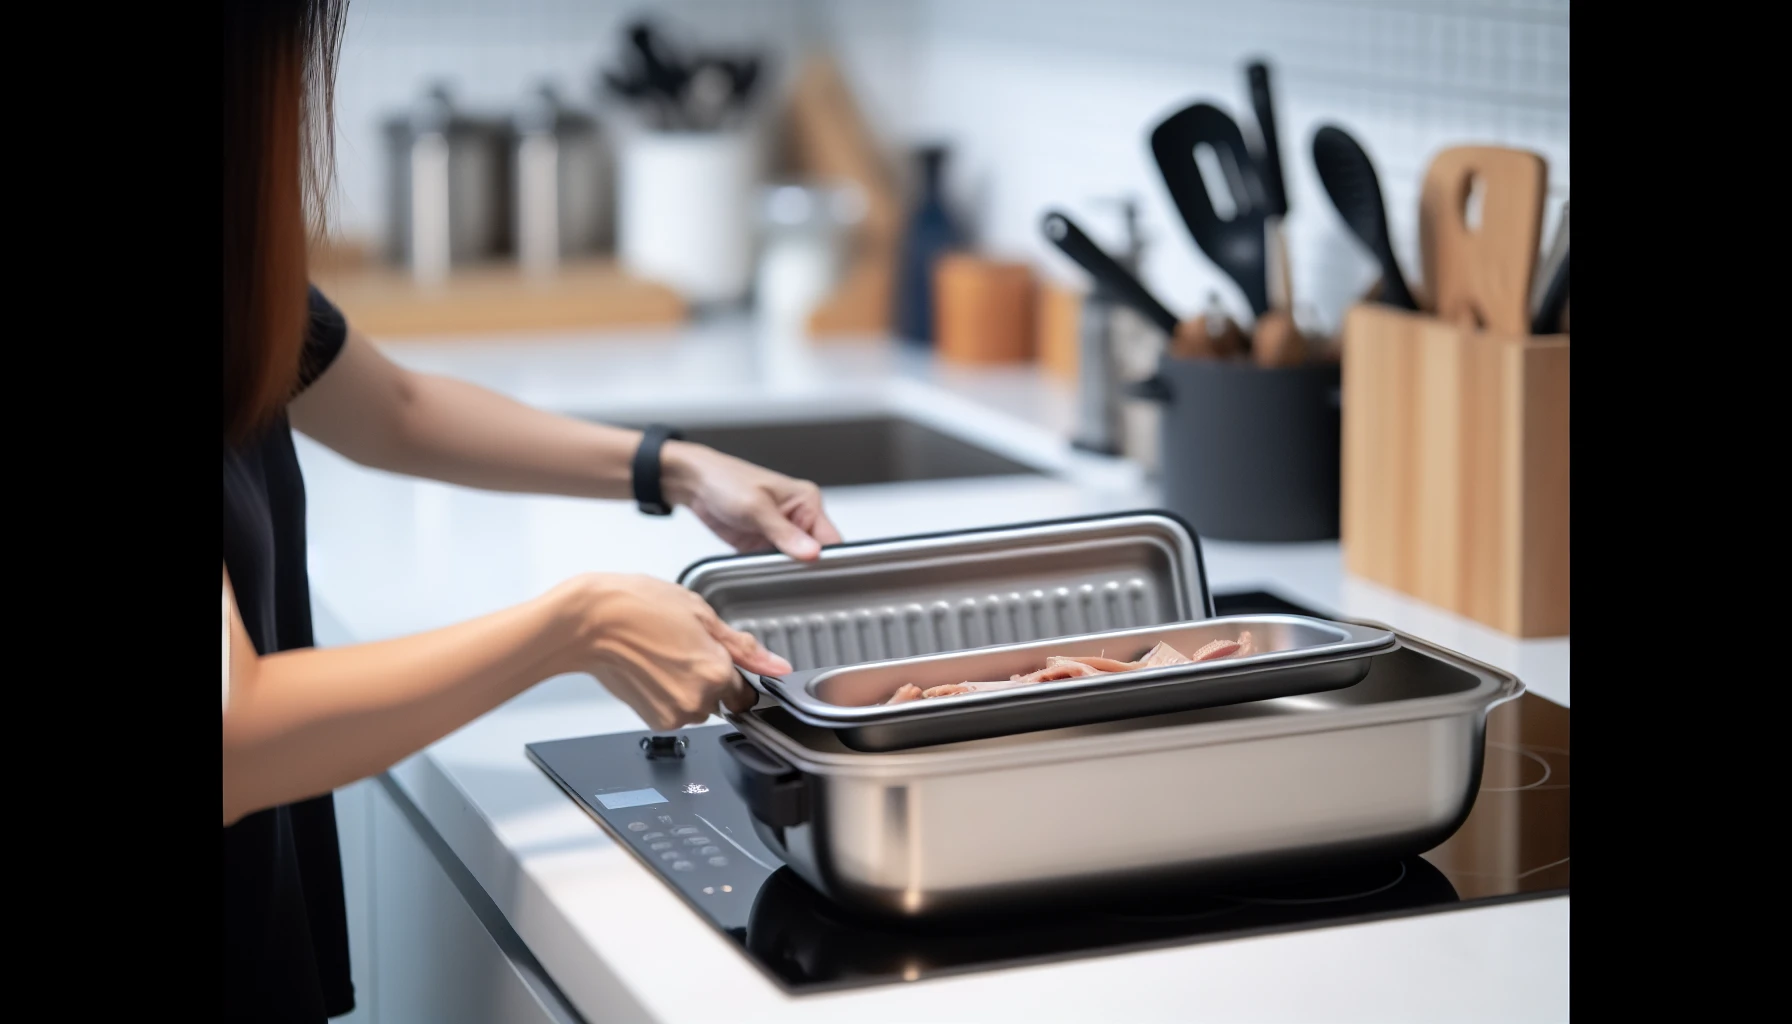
{"left": 1150, "top": 102, "right": 1271, "bottom": 318}
{"left": 1311, "top": 124, "right": 1418, "bottom": 312}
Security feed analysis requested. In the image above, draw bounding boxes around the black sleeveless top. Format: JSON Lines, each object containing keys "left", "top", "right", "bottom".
{"left": 223, "top": 287, "right": 354, "bottom": 1022}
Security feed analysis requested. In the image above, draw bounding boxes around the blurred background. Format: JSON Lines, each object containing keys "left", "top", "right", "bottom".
{"left": 318, "top": 0, "right": 1566, "bottom": 334}
{"left": 312, "top": 0, "right": 1570, "bottom": 636}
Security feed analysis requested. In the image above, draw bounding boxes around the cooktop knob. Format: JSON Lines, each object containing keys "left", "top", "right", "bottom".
{"left": 640, "top": 734, "right": 688, "bottom": 759}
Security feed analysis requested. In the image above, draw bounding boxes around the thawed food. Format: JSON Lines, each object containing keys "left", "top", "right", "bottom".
{"left": 881, "top": 632, "right": 1256, "bottom": 705}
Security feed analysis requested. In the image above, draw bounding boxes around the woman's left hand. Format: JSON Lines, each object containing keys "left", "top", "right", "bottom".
{"left": 663, "top": 442, "right": 844, "bottom": 561}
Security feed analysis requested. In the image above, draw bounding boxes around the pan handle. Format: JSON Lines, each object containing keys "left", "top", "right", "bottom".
{"left": 720, "top": 732, "right": 811, "bottom": 828}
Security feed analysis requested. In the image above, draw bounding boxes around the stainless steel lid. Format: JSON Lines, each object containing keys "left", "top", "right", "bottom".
{"left": 678, "top": 511, "right": 1213, "bottom": 672}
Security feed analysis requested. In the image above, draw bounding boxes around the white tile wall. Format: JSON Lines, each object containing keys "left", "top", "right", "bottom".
{"left": 328, "top": 0, "right": 1568, "bottom": 331}
{"left": 832, "top": 0, "right": 1571, "bottom": 332}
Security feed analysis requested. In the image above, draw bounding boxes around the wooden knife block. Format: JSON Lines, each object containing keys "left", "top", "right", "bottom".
{"left": 1341, "top": 304, "right": 1569, "bottom": 637}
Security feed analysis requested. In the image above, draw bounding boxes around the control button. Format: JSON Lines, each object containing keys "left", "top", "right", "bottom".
{"left": 658, "top": 850, "right": 681, "bottom": 862}
{"left": 671, "top": 860, "right": 695, "bottom": 872}
{"left": 625, "top": 822, "right": 648, "bottom": 832}
{"left": 697, "top": 846, "right": 721, "bottom": 856}
{"left": 671, "top": 827, "right": 700, "bottom": 836}
{"left": 641, "top": 734, "right": 688, "bottom": 760}
{"left": 707, "top": 856, "right": 729, "bottom": 867}
{"left": 684, "top": 837, "right": 711, "bottom": 846}
{"left": 657, "top": 815, "right": 674, "bottom": 825}
{"left": 641, "top": 832, "right": 666, "bottom": 842}
{"left": 649, "top": 841, "right": 673, "bottom": 852}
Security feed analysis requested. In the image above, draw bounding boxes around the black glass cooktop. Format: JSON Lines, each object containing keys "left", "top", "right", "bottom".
{"left": 526, "top": 589, "right": 1569, "bottom": 995}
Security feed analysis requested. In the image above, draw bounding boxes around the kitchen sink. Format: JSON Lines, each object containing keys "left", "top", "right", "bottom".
{"left": 613, "top": 415, "right": 1044, "bottom": 487}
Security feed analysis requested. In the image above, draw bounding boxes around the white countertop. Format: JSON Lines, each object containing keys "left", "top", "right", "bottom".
{"left": 298, "top": 320, "right": 1569, "bottom": 1023}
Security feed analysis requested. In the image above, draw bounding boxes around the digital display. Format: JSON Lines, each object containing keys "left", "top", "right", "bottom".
{"left": 595, "top": 787, "right": 667, "bottom": 810}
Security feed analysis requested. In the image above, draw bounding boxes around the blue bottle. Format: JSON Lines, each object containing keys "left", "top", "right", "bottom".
{"left": 895, "top": 145, "right": 962, "bottom": 345}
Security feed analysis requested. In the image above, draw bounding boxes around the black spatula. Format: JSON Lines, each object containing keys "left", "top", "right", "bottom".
{"left": 1150, "top": 102, "right": 1271, "bottom": 318}
{"left": 1311, "top": 124, "right": 1418, "bottom": 311}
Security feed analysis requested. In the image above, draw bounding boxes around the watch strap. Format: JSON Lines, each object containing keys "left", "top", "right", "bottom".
{"left": 632, "top": 424, "right": 684, "bottom": 516}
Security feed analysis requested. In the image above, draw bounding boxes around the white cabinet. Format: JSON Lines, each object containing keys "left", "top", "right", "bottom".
{"left": 330, "top": 778, "right": 583, "bottom": 1024}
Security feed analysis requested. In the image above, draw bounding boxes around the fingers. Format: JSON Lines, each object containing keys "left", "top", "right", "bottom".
{"left": 720, "top": 671, "right": 760, "bottom": 714}
{"left": 711, "top": 619, "right": 793, "bottom": 676}
{"left": 782, "top": 482, "right": 842, "bottom": 550}
{"left": 753, "top": 504, "right": 822, "bottom": 561}
{"left": 808, "top": 508, "right": 844, "bottom": 547}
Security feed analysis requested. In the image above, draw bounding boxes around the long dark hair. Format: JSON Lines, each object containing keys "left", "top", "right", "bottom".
{"left": 222, "top": 0, "right": 349, "bottom": 443}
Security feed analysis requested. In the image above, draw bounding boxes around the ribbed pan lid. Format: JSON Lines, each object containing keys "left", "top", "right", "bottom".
{"left": 677, "top": 510, "right": 1212, "bottom": 673}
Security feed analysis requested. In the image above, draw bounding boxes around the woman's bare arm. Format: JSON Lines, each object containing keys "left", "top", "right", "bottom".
{"left": 289, "top": 328, "right": 643, "bottom": 499}
{"left": 288, "top": 328, "right": 842, "bottom": 559}
{"left": 221, "top": 566, "right": 788, "bottom": 826}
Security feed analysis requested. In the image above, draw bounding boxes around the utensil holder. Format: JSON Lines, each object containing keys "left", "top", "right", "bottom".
{"left": 1130, "top": 357, "right": 1341, "bottom": 542}
{"left": 1341, "top": 303, "right": 1569, "bottom": 637}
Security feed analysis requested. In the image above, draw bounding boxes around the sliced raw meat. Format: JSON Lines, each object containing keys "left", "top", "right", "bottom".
{"left": 1018, "top": 659, "right": 1105, "bottom": 683}
{"left": 866, "top": 631, "right": 1261, "bottom": 705}
{"left": 1047, "top": 655, "right": 1138, "bottom": 673}
{"left": 1136, "top": 641, "right": 1193, "bottom": 667}
{"left": 1191, "top": 638, "right": 1242, "bottom": 661}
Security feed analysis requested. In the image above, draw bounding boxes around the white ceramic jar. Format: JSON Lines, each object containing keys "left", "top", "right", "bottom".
{"left": 617, "top": 129, "right": 760, "bottom": 305}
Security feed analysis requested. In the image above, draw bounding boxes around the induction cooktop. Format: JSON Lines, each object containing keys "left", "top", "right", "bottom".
{"left": 525, "top": 589, "right": 1569, "bottom": 994}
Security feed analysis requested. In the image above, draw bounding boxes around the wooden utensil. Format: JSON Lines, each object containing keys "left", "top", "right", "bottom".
{"left": 1169, "top": 293, "right": 1244, "bottom": 359}
{"left": 1246, "top": 61, "right": 1295, "bottom": 314}
{"left": 1418, "top": 146, "right": 1548, "bottom": 335}
{"left": 1170, "top": 315, "right": 1244, "bottom": 360}
{"left": 1250, "top": 311, "right": 1308, "bottom": 368}
{"left": 785, "top": 54, "right": 900, "bottom": 336}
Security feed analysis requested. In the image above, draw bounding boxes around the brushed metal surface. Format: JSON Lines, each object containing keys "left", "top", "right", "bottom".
{"left": 761, "top": 614, "right": 1396, "bottom": 751}
{"left": 725, "top": 629, "right": 1522, "bottom": 919}
{"left": 680, "top": 512, "right": 1211, "bottom": 673}
{"left": 728, "top": 576, "right": 1160, "bottom": 671}
{"left": 793, "top": 614, "right": 1390, "bottom": 710}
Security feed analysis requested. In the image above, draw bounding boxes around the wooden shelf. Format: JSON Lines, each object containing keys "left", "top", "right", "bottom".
{"left": 311, "top": 256, "right": 687, "bottom": 340}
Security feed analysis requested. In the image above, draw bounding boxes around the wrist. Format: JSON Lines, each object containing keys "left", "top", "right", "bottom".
{"left": 659, "top": 440, "right": 704, "bottom": 508}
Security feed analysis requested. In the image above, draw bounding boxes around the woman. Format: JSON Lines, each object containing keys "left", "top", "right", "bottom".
{"left": 222, "top": 3, "right": 840, "bottom": 1019}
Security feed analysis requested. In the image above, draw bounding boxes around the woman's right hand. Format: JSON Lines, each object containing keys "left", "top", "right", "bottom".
{"left": 551, "top": 573, "right": 792, "bottom": 730}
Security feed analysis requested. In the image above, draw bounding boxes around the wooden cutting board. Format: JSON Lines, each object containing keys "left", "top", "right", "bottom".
{"left": 1419, "top": 146, "right": 1548, "bottom": 336}
{"left": 311, "top": 256, "right": 686, "bottom": 339}
{"left": 784, "top": 53, "right": 901, "bottom": 337}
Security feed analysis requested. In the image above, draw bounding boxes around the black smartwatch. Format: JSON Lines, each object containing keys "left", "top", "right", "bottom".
{"left": 632, "top": 424, "right": 684, "bottom": 516}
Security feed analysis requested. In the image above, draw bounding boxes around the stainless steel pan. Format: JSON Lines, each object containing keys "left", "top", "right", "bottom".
{"left": 721, "top": 627, "right": 1522, "bottom": 919}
